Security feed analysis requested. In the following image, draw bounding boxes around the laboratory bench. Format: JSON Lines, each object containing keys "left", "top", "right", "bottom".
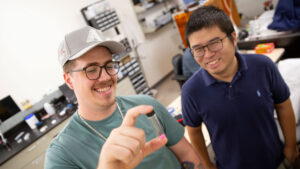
{"left": 237, "top": 31, "right": 300, "bottom": 50}
{"left": 0, "top": 102, "right": 76, "bottom": 169}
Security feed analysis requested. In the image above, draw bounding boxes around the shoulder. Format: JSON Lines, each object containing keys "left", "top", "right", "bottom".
{"left": 240, "top": 53, "right": 278, "bottom": 77}
{"left": 45, "top": 119, "right": 74, "bottom": 164}
{"left": 240, "top": 53, "right": 274, "bottom": 67}
{"left": 45, "top": 123, "right": 79, "bottom": 168}
{"left": 182, "top": 69, "right": 206, "bottom": 93}
{"left": 47, "top": 115, "right": 81, "bottom": 148}
{"left": 46, "top": 114, "right": 88, "bottom": 164}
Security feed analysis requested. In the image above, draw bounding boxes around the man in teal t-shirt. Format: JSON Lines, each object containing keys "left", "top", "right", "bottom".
{"left": 45, "top": 26, "right": 201, "bottom": 169}
{"left": 47, "top": 95, "right": 184, "bottom": 169}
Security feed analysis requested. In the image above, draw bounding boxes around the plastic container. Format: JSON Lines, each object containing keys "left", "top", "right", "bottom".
{"left": 44, "top": 102, "right": 56, "bottom": 115}
{"left": 25, "top": 113, "right": 39, "bottom": 129}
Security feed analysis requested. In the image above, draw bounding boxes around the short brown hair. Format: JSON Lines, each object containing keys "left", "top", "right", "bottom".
{"left": 63, "top": 60, "right": 76, "bottom": 73}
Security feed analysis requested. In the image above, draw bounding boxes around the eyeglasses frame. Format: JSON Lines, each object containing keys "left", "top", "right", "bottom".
{"left": 191, "top": 35, "right": 228, "bottom": 59}
{"left": 67, "top": 60, "right": 120, "bottom": 80}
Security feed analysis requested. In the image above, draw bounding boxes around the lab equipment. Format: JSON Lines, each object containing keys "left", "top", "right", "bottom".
{"left": 24, "top": 113, "right": 39, "bottom": 129}
{"left": 146, "top": 110, "right": 164, "bottom": 137}
{"left": 44, "top": 102, "right": 56, "bottom": 115}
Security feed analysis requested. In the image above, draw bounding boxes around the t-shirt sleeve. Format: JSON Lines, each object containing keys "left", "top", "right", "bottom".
{"left": 181, "top": 89, "right": 203, "bottom": 127}
{"left": 144, "top": 96, "right": 185, "bottom": 146}
{"left": 45, "top": 144, "right": 78, "bottom": 169}
{"left": 266, "top": 58, "right": 290, "bottom": 104}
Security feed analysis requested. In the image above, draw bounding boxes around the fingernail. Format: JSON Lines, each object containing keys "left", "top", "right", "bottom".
{"left": 159, "top": 134, "right": 166, "bottom": 140}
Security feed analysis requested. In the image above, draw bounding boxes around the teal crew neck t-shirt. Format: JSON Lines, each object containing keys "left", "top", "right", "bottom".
{"left": 45, "top": 95, "right": 184, "bottom": 169}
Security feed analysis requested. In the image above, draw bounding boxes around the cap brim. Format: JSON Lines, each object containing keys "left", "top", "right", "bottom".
{"left": 68, "top": 41, "right": 126, "bottom": 61}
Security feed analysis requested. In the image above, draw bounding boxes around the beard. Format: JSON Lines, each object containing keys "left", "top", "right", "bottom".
{"left": 98, "top": 96, "right": 116, "bottom": 109}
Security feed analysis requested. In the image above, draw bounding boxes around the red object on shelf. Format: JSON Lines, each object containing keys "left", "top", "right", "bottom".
{"left": 264, "top": 0, "right": 272, "bottom": 7}
{"left": 255, "top": 43, "right": 275, "bottom": 54}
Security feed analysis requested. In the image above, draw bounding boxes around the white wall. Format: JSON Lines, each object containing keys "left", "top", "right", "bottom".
{"left": 235, "top": 0, "right": 279, "bottom": 18}
{"left": 0, "top": 0, "right": 280, "bottom": 108}
{"left": 0, "top": 0, "right": 98, "bottom": 107}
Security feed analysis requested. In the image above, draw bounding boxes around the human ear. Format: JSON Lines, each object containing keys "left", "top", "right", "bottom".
{"left": 63, "top": 73, "right": 74, "bottom": 90}
{"left": 231, "top": 32, "right": 237, "bottom": 46}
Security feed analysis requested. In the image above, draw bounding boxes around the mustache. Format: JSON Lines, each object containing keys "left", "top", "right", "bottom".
{"left": 94, "top": 79, "right": 115, "bottom": 87}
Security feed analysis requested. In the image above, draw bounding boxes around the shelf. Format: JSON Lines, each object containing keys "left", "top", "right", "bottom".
{"left": 141, "top": 21, "right": 172, "bottom": 34}
{"left": 133, "top": 1, "right": 162, "bottom": 14}
{"left": 113, "top": 51, "right": 131, "bottom": 61}
{"left": 141, "top": 25, "right": 158, "bottom": 34}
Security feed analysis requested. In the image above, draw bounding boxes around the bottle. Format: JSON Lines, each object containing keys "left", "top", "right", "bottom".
{"left": 44, "top": 102, "right": 55, "bottom": 115}
{"left": 0, "top": 131, "right": 11, "bottom": 151}
{"left": 25, "top": 113, "right": 39, "bottom": 129}
{"left": 146, "top": 110, "right": 165, "bottom": 137}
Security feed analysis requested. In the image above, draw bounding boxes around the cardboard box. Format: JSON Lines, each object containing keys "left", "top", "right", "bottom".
{"left": 255, "top": 43, "right": 275, "bottom": 54}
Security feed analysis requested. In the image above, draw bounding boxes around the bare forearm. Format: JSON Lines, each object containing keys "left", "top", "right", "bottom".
{"left": 169, "top": 137, "right": 202, "bottom": 169}
{"left": 177, "top": 145, "right": 202, "bottom": 169}
{"left": 276, "top": 99, "right": 297, "bottom": 147}
{"left": 278, "top": 113, "right": 296, "bottom": 147}
{"left": 181, "top": 161, "right": 203, "bottom": 169}
{"left": 97, "top": 160, "right": 122, "bottom": 169}
{"left": 187, "top": 127, "right": 214, "bottom": 168}
{"left": 275, "top": 99, "right": 299, "bottom": 163}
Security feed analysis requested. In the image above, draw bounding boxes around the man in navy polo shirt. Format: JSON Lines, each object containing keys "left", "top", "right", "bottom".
{"left": 181, "top": 6, "right": 299, "bottom": 169}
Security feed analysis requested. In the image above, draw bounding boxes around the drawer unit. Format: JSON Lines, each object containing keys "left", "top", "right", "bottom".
{"left": 119, "top": 58, "right": 152, "bottom": 95}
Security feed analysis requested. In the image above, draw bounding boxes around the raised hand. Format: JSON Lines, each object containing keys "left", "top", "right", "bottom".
{"left": 97, "top": 105, "right": 168, "bottom": 169}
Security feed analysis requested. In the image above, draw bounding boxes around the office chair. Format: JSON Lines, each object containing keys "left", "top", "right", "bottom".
{"left": 171, "top": 54, "right": 188, "bottom": 88}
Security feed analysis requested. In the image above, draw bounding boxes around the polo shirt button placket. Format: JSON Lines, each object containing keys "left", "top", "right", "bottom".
{"left": 227, "top": 84, "right": 233, "bottom": 100}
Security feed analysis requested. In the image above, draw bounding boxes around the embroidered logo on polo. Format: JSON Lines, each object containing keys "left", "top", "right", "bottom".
{"left": 257, "top": 90, "right": 262, "bottom": 97}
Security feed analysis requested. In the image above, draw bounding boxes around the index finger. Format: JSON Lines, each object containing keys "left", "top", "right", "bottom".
{"left": 122, "top": 105, "right": 153, "bottom": 127}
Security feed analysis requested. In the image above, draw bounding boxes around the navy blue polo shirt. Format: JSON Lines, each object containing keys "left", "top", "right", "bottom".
{"left": 182, "top": 52, "right": 290, "bottom": 169}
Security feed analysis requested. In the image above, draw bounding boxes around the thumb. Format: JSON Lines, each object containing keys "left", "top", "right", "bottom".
{"left": 143, "top": 134, "right": 168, "bottom": 157}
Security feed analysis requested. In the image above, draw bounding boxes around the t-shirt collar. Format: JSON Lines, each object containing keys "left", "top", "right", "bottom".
{"left": 201, "top": 52, "right": 248, "bottom": 86}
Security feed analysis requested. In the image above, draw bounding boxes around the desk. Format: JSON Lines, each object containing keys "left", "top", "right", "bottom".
{"left": 239, "top": 48, "right": 285, "bottom": 63}
{"left": 237, "top": 31, "right": 300, "bottom": 50}
{"left": 0, "top": 104, "right": 75, "bottom": 169}
{"left": 167, "top": 96, "right": 211, "bottom": 146}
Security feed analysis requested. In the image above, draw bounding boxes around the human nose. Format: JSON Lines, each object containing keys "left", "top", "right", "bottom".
{"left": 97, "top": 67, "right": 111, "bottom": 81}
{"left": 203, "top": 46, "right": 214, "bottom": 59}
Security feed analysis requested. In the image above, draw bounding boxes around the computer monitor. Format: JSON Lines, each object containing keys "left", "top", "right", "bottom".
{"left": 184, "top": 0, "right": 196, "bottom": 6}
{"left": 59, "top": 83, "right": 77, "bottom": 104}
{"left": 0, "top": 95, "right": 21, "bottom": 123}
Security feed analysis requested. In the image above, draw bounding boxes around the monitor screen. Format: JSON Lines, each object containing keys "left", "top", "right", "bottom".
{"left": 59, "top": 83, "right": 77, "bottom": 104}
{"left": 0, "top": 95, "right": 21, "bottom": 122}
{"left": 184, "top": 0, "right": 198, "bottom": 6}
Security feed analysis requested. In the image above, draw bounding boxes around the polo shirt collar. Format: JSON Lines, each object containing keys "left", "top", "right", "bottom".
{"left": 201, "top": 52, "right": 248, "bottom": 86}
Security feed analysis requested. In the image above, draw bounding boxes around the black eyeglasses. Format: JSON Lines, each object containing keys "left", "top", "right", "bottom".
{"left": 67, "top": 61, "right": 120, "bottom": 80}
{"left": 191, "top": 35, "right": 228, "bottom": 59}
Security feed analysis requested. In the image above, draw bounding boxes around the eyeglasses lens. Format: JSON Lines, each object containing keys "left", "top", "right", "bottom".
{"left": 85, "top": 62, "right": 119, "bottom": 80}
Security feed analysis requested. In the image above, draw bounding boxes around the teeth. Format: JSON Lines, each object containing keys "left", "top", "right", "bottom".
{"left": 208, "top": 59, "right": 218, "bottom": 65}
{"left": 97, "top": 86, "right": 110, "bottom": 92}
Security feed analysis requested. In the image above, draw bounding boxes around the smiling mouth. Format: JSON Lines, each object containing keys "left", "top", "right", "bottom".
{"left": 96, "top": 86, "right": 111, "bottom": 92}
{"left": 206, "top": 58, "right": 220, "bottom": 65}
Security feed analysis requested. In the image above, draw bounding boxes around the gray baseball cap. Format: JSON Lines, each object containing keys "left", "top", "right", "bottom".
{"left": 58, "top": 26, "right": 125, "bottom": 67}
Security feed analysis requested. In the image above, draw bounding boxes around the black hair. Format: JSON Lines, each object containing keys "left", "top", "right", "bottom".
{"left": 185, "top": 6, "right": 235, "bottom": 47}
